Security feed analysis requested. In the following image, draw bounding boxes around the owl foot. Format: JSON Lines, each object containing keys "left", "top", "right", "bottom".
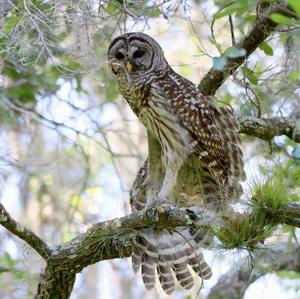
{"left": 146, "top": 196, "right": 172, "bottom": 213}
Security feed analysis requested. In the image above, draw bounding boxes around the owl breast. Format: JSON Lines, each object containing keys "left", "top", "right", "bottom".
{"left": 117, "top": 71, "right": 194, "bottom": 164}
{"left": 138, "top": 88, "right": 194, "bottom": 164}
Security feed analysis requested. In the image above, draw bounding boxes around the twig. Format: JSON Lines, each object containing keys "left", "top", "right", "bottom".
{"left": 0, "top": 203, "right": 52, "bottom": 260}
{"left": 229, "top": 15, "right": 236, "bottom": 46}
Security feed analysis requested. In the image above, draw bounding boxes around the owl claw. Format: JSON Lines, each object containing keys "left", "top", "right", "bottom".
{"left": 146, "top": 196, "right": 170, "bottom": 211}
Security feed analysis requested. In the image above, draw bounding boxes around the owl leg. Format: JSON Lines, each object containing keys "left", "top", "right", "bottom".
{"left": 145, "top": 132, "right": 164, "bottom": 207}
{"left": 146, "top": 159, "right": 182, "bottom": 207}
{"left": 156, "top": 157, "right": 183, "bottom": 205}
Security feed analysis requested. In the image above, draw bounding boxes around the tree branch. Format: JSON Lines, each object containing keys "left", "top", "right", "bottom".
{"left": 34, "top": 204, "right": 219, "bottom": 297}
{"left": 35, "top": 267, "right": 76, "bottom": 299}
{"left": 33, "top": 200, "right": 300, "bottom": 297}
{"left": 198, "top": 2, "right": 296, "bottom": 96}
{"left": 43, "top": 205, "right": 220, "bottom": 272}
{"left": 0, "top": 203, "right": 52, "bottom": 260}
{"left": 38, "top": 201, "right": 300, "bottom": 271}
{"left": 238, "top": 116, "right": 300, "bottom": 143}
{"left": 207, "top": 243, "right": 300, "bottom": 299}
{"left": 0, "top": 266, "right": 10, "bottom": 273}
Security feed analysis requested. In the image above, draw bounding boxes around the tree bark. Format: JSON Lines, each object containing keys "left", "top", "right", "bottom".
{"left": 35, "top": 266, "right": 76, "bottom": 299}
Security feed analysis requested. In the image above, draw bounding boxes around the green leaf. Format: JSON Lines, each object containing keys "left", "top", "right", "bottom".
{"left": 213, "top": 3, "right": 243, "bottom": 19}
{"left": 7, "top": 83, "right": 36, "bottom": 103}
{"left": 288, "top": 0, "right": 300, "bottom": 17}
{"left": 245, "top": 14, "right": 256, "bottom": 23}
{"left": 145, "top": 8, "right": 161, "bottom": 17}
{"left": 106, "top": 3, "right": 118, "bottom": 14}
{"left": 3, "top": 16, "right": 22, "bottom": 33}
{"left": 270, "top": 13, "right": 294, "bottom": 25}
{"left": 259, "top": 42, "right": 273, "bottom": 56}
{"left": 242, "top": 66, "right": 258, "bottom": 85}
{"left": 212, "top": 56, "right": 227, "bottom": 71}
{"left": 292, "top": 146, "right": 300, "bottom": 159}
{"left": 14, "top": 271, "right": 26, "bottom": 280}
{"left": 3, "top": 252, "right": 18, "bottom": 268}
{"left": 277, "top": 270, "right": 300, "bottom": 279}
{"left": 289, "top": 70, "right": 300, "bottom": 82}
{"left": 224, "top": 47, "right": 247, "bottom": 58}
{"left": 213, "top": 1, "right": 249, "bottom": 19}
{"left": 60, "top": 54, "right": 82, "bottom": 73}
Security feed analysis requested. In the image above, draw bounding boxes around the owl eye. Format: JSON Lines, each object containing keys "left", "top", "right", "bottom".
{"left": 115, "top": 51, "right": 125, "bottom": 60}
{"left": 133, "top": 49, "right": 144, "bottom": 58}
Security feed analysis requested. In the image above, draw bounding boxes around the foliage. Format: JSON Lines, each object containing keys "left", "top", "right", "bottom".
{"left": 215, "top": 213, "right": 275, "bottom": 250}
{"left": 251, "top": 180, "right": 289, "bottom": 224}
{"left": 216, "top": 177, "right": 298, "bottom": 251}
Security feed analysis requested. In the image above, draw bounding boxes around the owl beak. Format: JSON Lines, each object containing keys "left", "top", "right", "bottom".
{"left": 126, "top": 62, "right": 133, "bottom": 73}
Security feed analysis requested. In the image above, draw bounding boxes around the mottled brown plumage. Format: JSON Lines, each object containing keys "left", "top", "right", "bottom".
{"left": 108, "top": 32, "right": 245, "bottom": 294}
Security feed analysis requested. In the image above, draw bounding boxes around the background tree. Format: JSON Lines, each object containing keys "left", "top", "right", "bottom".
{"left": 0, "top": 0, "right": 300, "bottom": 298}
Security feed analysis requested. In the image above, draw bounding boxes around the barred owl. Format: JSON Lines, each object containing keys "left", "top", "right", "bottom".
{"left": 108, "top": 32, "right": 245, "bottom": 294}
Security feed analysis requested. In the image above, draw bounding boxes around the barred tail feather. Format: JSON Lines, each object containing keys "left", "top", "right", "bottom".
{"left": 157, "top": 264, "right": 175, "bottom": 294}
{"left": 132, "top": 227, "right": 212, "bottom": 294}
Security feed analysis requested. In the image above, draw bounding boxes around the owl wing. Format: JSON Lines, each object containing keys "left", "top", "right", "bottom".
{"left": 161, "top": 71, "right": 245, "bottom": 184}
{"left": 182, "top": 95, "right": 245, "bottom": 182}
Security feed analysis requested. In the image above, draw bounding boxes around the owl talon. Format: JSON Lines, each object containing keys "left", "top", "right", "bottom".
{"left": 146, "top": 196, "right": 169, "bottom": 211}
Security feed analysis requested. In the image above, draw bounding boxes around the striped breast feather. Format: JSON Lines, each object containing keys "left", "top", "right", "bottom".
{"left": 132, "top": 227, "right": 212, "bottom": 294}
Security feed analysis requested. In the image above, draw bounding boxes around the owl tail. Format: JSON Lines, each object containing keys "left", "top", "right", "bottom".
{"left": 132, "top": 227, "right": 212, "bottom": 294}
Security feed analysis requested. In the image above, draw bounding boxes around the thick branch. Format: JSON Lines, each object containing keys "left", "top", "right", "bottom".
{"left": 208, "top": 243, "right": 300, "bottom": 299}
{"left": 46, "top": 205, "right": 219, "bottom": 272}
{"left": 198, "top": 2, "right": 296, "bottom": 95}
{"left": 34, "top": 204, "right": 219, "bottom": 297}
{"left": 239, "top": 116, "right": 300, "bottom": 143}
{"left": 36, "top": 201, "right": 300, "bottom": 278}
{"left": 32, "top": 196, "right": 300, "bottom": 298}
{"left": 0, "top": 203, "right": 52, "bottom": 260}
{"left": 35, "top": 267, "right": 76, "bottom": 299}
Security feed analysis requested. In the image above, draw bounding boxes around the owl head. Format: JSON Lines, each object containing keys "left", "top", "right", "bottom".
{"left": 108, "top": 32, "right": 168, "bottom": 79}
